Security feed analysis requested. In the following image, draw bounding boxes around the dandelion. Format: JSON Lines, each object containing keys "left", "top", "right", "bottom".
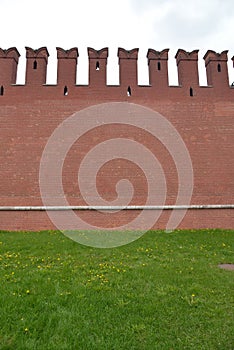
{"left": 26, "top": 290, "right": 30, "bottom": 294}
{"left": 24, "top": 328, "right": 29, "bottom": 333}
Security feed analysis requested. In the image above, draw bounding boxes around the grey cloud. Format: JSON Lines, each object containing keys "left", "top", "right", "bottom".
{"left": 129, "top": 0, "right": 170, "bottom": 12}
{"left": 150, "top": 0, "right": 234, "bottom": 48}
{"left": 130, "top": 0, "right": 234, "bottom": 16}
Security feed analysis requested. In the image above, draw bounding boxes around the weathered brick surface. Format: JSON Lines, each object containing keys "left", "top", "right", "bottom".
{"left": 0, "top": 47, "right": 233, "bottom": 231}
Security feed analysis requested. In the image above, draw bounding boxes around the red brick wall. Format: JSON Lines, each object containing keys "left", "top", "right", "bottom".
{"left": 0, "top": 47, "right": 233, "bottom": 231}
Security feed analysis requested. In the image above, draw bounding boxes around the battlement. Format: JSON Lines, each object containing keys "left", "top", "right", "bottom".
{"left": 0, "top": 47, "right": 233, "bottom": 99}
{"left": 0, "top": 48, "right": 20, "bottom": 86}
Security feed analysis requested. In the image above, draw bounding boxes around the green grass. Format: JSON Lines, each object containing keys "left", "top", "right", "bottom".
{"left": 0, "top": 229, "right": 233, "bottom": 350}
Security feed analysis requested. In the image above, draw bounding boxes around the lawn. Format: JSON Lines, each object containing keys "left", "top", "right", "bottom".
{"left": 0, "top": 229, "right": 233, "bottom": 350}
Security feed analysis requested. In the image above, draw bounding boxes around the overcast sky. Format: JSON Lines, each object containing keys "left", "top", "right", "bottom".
{"left": 1, "top": 0, "right": 234, "bottom": 85}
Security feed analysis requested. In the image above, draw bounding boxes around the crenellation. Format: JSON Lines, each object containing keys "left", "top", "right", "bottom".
{"left": 88, "top": 47, "right": 109, "bottom": 59}
{"left": 203, "top": 50, "right": 228, "bottom": 64}
{"left": 56, "top": 47, "right": 79, "bottom": 59}
{"left": 175, "top": 49, "right": 199, "bottom": 63}
{"left": 25, "top": 47, "right": 49, "bottom": 85}
{"left": 117, "top": 48, "right": 138, "bottom": 59}
{"left": 147, "top": 48, "right": 169, "bottom": 60}
{"left": 56, "top": 47, "right": 78, "bottom": 85}
{"left": 175, "top": 49, "right": 199, "bottom": 88}
{"left": 118, "top": 48, "right": 139, "bottom": 88}
{"left": 88, "top": 47, "right": 108, "bottom": 86}
{"left": 0, "top": 47, "right": 233, "bottom": 92}
{"left": 0, "top": 47, "right": 20, "bottom": 62}
{"left": 0, "top": 47, "right": 20, "bottom": 85}
{"left": 147, "top": 49, "right": 169, "bottom": 87}
{"left": 203, "top": 50, "right": 229, "bottom": 88}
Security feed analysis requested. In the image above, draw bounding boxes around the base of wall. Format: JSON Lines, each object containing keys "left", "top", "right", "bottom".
{"left": 0, "top": 209, "right": 233, "bottom": 232}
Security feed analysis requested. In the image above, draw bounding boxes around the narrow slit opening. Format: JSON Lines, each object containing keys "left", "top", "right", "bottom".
{"left": 190, "top": 87, "right": 193, "bottom": 97}
{"left": 33, "top": 60, "right": 37, "bottom": 70}
{"left": 64, "top": 86, "right": 68, "bottom": 96}
{"left": 157, "top": 62, "right": 161, "bottom": 71}
{"left": 217, "top": 63, "right": 221, "bottom": 72}
{"left": 0, "top": 86, "right": 4, "bottom": 96}
{"left": 96, "top": 61, "right": 100, "bottom": 71}
{"left": 127, "top": 86, "right": 131, "bottom": 97}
